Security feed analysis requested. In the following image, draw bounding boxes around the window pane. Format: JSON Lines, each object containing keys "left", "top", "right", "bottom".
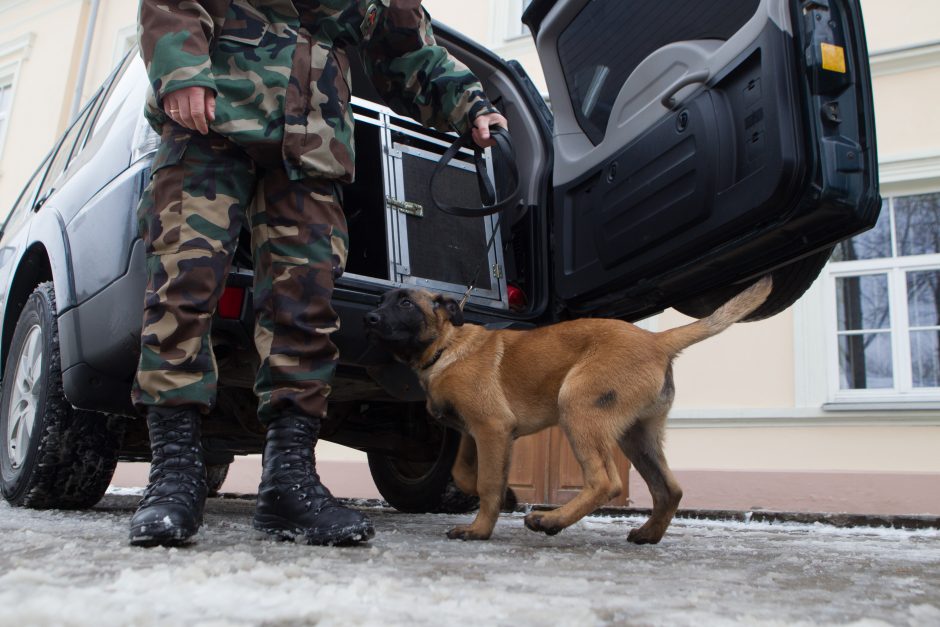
{"left": 517, "top": 0, "right": 533, "bottom": 35}
{"left": 0, "top": 83, "right": 12, "bottom": 147}
{"left": 910, "top": 330, "right": 940, "bottom": 388}
{"left": 831, "top": 199, "right": 891, "bottom": 261}
{"left": 839, "top": 333, "right": 893, "bottom": 389}
{"left": 895, "top": 192, "right": 940, "bottom": 257}
{"left": 91, "top": 56, "right": 143, "bottom": 139}
{"left": 0, "top": 84, "right": 11, "bottom": 111}
{"left": 907, "top": 270, "right": 940, "bottom": 328}
{"left": 836, "top": 274, "right": 890, "bottom": 331}
{"left": 2, "top": 153, "right": 50, "bottom": 235}
{"left": 34, "top": 102, "right": 96, "bottom": 204}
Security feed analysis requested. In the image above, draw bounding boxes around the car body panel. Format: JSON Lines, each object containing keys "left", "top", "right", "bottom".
{"left": 66, "top": 163, "right": 147, "bottom": 303}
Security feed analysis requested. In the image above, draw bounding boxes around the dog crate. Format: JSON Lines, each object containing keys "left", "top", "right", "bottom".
{"left": 342, "top": 98, "right": 509, "bottom": 310}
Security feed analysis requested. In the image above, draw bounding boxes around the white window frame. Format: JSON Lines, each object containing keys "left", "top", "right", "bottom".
{"left": 0, "top": 67, "right": 16, "bottom": 162}
{"left": 508, "top": 0, "right": 533, "bottom": 40}
{"left": 823, "top": 188, "right": 940, "bottom": 405}
{"left": 0, "top": 34, "right": 33, "bottom": 168}
{"left": 492, "top": 0, "right": 533, "bottom": 46}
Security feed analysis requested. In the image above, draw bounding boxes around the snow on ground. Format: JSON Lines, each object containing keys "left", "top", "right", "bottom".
{"left": 1, "top": 493, "right": 938, "bottom": 627}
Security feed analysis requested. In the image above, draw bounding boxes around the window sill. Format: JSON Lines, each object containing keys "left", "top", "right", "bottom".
{"left": 823, "top": 400, "right": 940, "bottom": 412}
{"left": 666, "top": 406, "right": 940, "bottom": 427}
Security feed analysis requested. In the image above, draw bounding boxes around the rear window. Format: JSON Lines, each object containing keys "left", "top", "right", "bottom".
{"left": 33, "top": 96, "right": 101, "bottom": 208}
{"left": 90, "top": 53, "right": 145, "bottom": 140}
{"left": 557, "top": 0, "right": 760, "bottom": 145}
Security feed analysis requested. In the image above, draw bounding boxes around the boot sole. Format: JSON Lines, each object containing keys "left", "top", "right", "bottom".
{"left": 252, "top": 515, "right": 375, "bottom": 546}
{"left": 129, "top": 522, "right": 198, "bottom": 548}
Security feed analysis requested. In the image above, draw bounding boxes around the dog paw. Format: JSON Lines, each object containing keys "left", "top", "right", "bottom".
{"left": 627, "top": 524, "right": 664, "bottom": 545}
{"left": 523, "top": 513, "right": 563, "bottom": 536}
{"left": 446, "top": 525, "right": 491, "bottom": 541}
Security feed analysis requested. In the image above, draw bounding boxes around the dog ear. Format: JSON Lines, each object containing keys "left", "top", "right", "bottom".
{"left": 434, "top": 295, "right": 464, "bottom": 327}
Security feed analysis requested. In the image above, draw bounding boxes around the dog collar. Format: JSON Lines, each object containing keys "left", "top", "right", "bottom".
{"left": 418, "top": 347, "right": 446, "bottom": 371}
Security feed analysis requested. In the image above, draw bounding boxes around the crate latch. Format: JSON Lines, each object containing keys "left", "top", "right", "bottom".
{"left": 387, "top": 197, "right": 424, "bottom": 218}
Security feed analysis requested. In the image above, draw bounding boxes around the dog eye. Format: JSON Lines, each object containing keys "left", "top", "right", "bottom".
{"left": 399, "top": 298, "right": 413, "bottom": 308}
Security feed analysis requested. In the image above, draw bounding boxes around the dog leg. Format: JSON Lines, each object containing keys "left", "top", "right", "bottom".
{"left": 451, "top": 433, "right": 478, "bottom": 496}
{"left": 604, "top": 452, "right": 623, "bottom": 502}
{"left": 446, "top": 425, "right": 511, "bottom": 541}
{"left": 619, "top": 416, "right": 682, "bottom": 544}
{"left": 524, "top": 424, "right": 614, "bottom": 536}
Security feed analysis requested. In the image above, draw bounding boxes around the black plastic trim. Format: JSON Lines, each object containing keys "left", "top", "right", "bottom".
{"left": 522, "top": 0, "right": 556, "bottom": 36}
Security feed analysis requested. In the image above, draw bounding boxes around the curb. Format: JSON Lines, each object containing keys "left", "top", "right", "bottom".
{"left": 534, "top": 505, "right": 940, "bottom": 531}
{"left": 215, "top": 493, "right": 940, "bottom": 531}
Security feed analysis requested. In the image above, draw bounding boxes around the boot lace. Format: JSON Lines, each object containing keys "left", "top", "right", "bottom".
{"left": 265, "top": 418, "right": 339, "bottom": 511}
{"left": 140, "top": 414, "right": 206, "bottom": 509}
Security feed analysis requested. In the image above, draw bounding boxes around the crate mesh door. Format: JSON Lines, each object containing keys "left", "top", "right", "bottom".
{"left": 400, "top": 152, "right": 494, "bottom": 293}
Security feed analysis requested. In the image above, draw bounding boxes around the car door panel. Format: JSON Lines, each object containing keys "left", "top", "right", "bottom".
{"left": 66, "top": 164, "right": 146, "bottom": 303}
{"left": 543, "top": 0, "right": 768, "bottom": 185}
{"left": 526, "top": 0, "right": 879, "bottom": 317}
{"left": 556, "top": 19, "right": 803, "bottom": 294}
{"left": 562, "top": 91, "right": 717, "bottom": 274}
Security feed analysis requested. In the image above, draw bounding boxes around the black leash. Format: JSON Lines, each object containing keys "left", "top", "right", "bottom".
{"left": 429, "top": 126, "right": 521, "bottom": 218}
{"left": 429, "top": 126, "right": 521, "bottom": 308}
{"left": 458, "top": 212, "right": 504, "bottom": 309}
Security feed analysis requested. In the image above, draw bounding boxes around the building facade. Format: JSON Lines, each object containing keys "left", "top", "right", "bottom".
{"left": 0, "top": 0, "right": 937, "bottom": 513}
{"left": 423, "top": 0, "right": 940, "bottom": 516}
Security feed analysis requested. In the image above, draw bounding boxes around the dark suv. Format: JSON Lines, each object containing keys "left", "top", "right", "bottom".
{"left": 0, "top": 0, "right": 879, "bottom": 512}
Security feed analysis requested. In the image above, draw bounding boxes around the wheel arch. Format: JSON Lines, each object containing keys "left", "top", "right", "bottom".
{"left": 1, "top": 209, "right": 77, "bottom": 379}
{"left": 1, "top": 244, "right": 54, "bottom": 379}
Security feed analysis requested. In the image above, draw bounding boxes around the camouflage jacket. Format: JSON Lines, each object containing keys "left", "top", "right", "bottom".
{"left": 138, "top": 0, "right": 498, "bottom": 181}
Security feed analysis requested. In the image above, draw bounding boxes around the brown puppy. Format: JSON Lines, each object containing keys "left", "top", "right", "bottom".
{"left": 364, "top": 277, "right": 772, "bottom": 542}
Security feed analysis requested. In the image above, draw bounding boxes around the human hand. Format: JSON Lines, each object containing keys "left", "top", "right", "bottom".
{"left": 163, "top": 86, "right": 216, "bottom": 135}
{"left": 471, "top": 111, "right": 509, "bottom": 149}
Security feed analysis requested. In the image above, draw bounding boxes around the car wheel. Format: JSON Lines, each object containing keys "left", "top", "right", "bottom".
{"left": 0, "top": 282, "right": 121, "bottom": 509}
{"left": 206, "top": 463, "right": 230, "bottom": 497}
{"left": 367, "top": 425, "right": 479, "bottom": 514}
{"left": 673, "top": 247, "right": 834, "bottom": 322}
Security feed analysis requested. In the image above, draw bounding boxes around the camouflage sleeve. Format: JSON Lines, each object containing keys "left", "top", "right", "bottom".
{"left": 138, "top": 0, "right": 229, "bottom": 104}
{"left": 358, "top": 0, "right": 500, "bottom": 134}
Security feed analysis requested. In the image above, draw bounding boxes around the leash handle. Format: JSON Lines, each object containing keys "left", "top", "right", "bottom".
{"left": 429, "top": 127, "right": 521, "bottom": 218}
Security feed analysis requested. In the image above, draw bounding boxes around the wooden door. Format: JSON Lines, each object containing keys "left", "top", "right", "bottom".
{"left": 506, "top": 430, "right": 550, "bottom": 504}
{"left": 508, "top": 427, "right": 631, "bottom": 506}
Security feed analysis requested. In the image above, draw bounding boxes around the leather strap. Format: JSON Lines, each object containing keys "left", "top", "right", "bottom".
{"left": 429, "top": 127, "right": 521, "bottom": 218}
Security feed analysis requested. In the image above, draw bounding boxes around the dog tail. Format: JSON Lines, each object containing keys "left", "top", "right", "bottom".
{"left": 656, "top": 276, "right": 773, "bottom": 357}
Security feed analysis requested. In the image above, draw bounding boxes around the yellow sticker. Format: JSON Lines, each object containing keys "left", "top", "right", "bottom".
{"left": 821, "top": 42, "right": 847, "bottom": 73}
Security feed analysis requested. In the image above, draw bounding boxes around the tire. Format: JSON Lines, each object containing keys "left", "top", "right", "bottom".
{"left": 0, "top": 282, "right": 121, "bottom": 509}
{"left": 673, "top": 247, "right": 834, "bottom": 321}
{"left": 206, "top": 463, "right": 230, "bottom": 497}
{"left": 367, "top": 425, "right": 478, "bottom": 514}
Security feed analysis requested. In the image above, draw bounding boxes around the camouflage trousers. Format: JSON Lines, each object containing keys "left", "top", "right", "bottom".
{"left": 132, "top": 124, "right": 348, "bottom": 424}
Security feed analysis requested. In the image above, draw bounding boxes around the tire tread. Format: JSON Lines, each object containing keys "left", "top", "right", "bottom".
{"left": 1, "top": 282, "right": 121, "bottom": 509}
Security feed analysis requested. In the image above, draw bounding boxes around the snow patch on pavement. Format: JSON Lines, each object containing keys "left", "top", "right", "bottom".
{"left": 105, "top": 486, "right": 144, "bottom": 497}
{"left": 1, "top": 496, "right": 937, "bottom": 626}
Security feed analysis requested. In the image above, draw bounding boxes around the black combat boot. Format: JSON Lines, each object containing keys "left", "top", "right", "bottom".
{"left": 129, "top": 406, "right": 208, "bottom": 547}
{"left": 253, "top": 415, "right": 374, "bottom": 545}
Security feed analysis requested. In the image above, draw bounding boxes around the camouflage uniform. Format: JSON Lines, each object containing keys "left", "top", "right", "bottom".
{"left": 134, "top": 0, "right": 498, "bottom": 423}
